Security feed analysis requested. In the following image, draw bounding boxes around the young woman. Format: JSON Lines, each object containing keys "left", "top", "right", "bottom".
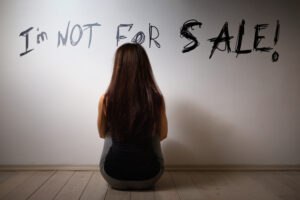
{"left": 97, "top": 43, "right": 168, "bottom": 190}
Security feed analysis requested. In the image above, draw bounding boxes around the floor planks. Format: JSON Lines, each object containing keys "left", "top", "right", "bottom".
{"left": 0, "top": 170, "right": 299, "bottom": 200}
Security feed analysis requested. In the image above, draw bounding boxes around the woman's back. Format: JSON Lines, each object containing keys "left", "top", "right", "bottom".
{"left": 97, "top": 43, "right": 167, "bottom": 190}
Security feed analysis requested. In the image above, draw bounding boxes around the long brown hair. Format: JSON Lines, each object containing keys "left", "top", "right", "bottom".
{"left": 103, "top": 43, "right": 165, "bottom": 142}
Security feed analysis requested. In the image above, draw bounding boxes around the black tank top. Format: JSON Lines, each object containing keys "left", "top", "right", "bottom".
{"left": 104, "top": 136, "right": 161, "bottom": 181}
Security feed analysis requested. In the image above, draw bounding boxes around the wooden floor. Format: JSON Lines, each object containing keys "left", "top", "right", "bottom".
{"left": 0, "top": 170, "right": 299, "bottom": 200}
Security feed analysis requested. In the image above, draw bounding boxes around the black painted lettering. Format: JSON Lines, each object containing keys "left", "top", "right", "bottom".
{"left": 253, "top": 24, "right": 272, "bottom": 52}
{"left": 19, "top": 27, "right": 34, "bottom": 56}
{"left": 83, "top": 23, "right": 101, "bottom": 48}
{"left": 116, "top": 24, "right": 133, "bottom": 46}
{"left": 57, "top": 21, "right": 70, "bottom": 47}
{"left": 131, "top": 31, "right": 145, "bottom": 44}
{"left": 235, "top": 19, "right": 251, "bottom": 57}
{"left": 70, "top": 24, "right": 83, "bottom": 46}
{"left": 149, "top": 23, "right": 160, "bottom": 48}
{"left": 180, "top": 19, "right": 202, "bottom": 53}
{"left": 208, "top": 22, "right": 234, "bottom": 59}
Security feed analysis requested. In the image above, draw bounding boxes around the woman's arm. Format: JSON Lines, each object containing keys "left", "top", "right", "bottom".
{"left": 160, "top": 105, "right": 168, "bottom": 141}
{"left": 97, "top": 94, "right": 106, "bottom": 138}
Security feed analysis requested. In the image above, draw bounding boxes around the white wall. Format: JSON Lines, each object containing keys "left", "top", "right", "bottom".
{"left": 0, "top": 0, "right": 299, "bottom": 165}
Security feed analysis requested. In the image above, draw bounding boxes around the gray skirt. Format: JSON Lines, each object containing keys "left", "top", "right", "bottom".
{"left": 99, "top": 133, "right": 164, "bottom": 190}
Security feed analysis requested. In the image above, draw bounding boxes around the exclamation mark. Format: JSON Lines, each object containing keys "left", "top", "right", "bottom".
{"left": 272, "top": 20, "right": 280, "bottom": 62}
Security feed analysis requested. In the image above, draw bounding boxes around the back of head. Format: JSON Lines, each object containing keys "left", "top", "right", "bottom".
{"left": 104, "top": 43, "right": 165, "bottom": 142}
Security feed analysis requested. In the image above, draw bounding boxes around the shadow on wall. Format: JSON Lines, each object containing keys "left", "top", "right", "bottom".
{"left": 162, "top": 97, "right": 241, "bottom": 166}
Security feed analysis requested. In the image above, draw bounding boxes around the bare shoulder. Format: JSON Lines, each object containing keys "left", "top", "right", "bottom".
{"left": 99, "top": 94, "right": 105, "bottom": 105}
{"left": 99, "top": 94, "right": 107, "bottom": 115}
{"left": 100, "top": 94, "right": 105, "bottom": 101}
